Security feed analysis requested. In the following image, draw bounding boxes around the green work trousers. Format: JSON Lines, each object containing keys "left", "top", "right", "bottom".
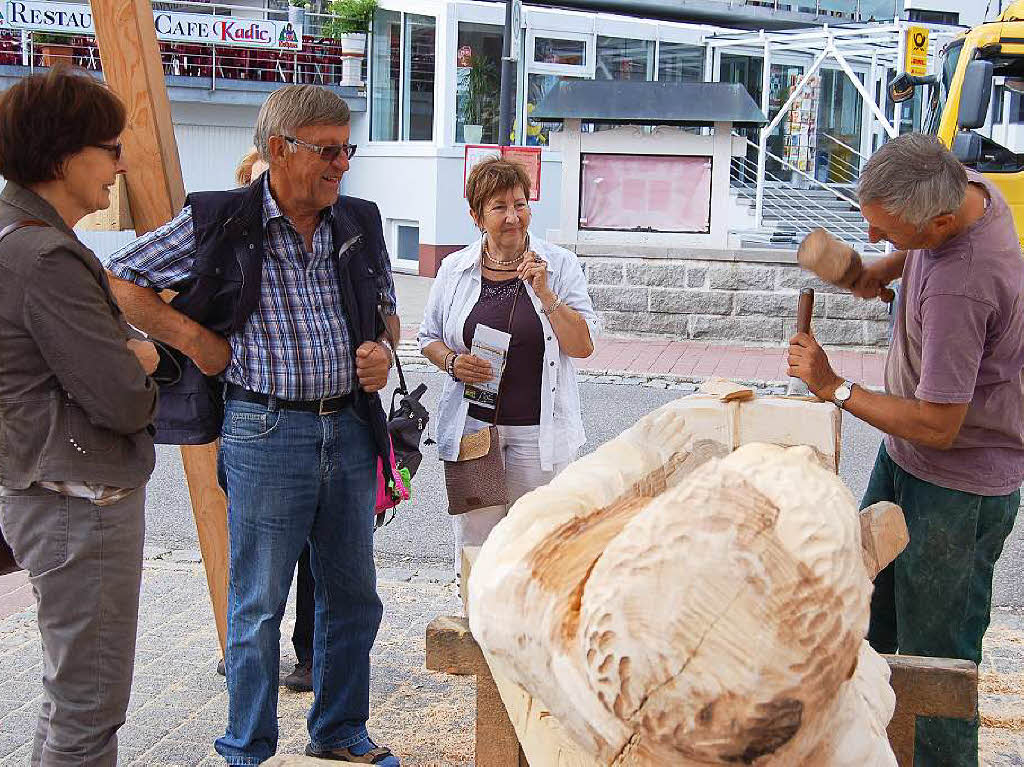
{"left": 863, "top": 443, "right": 1019, "bottom": 767}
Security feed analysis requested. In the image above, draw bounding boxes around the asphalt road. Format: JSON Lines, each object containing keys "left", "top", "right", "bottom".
{"left": 143, "top": 371, "right": 1024, "bottom": 608}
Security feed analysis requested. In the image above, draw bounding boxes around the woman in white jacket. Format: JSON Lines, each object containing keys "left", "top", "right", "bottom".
{"left": 418, "top": 157, "right": 599, "bottom": 569}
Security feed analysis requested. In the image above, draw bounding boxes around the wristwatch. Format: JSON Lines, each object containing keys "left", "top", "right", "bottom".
{"left": 832, "top": 380, "right": 854, "bottom": 410}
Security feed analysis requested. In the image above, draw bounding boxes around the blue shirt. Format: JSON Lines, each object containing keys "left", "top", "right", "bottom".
{"left": 108, "top": 177, "right": 397, "bottom": 400}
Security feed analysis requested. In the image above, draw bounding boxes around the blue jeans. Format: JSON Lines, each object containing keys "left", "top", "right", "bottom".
{"left": 214, "top": 398, "right": 383, "bottom": 765}
{"left": 863, "top": 443, "right": 1019, "bottom": 767}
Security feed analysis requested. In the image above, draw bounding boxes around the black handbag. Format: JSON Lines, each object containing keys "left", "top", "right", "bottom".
{"left": 375, "top": 306, "right": 429, "bottom": 527}
{"left": 150, "top": 341, "right": 224, "bottom": 445}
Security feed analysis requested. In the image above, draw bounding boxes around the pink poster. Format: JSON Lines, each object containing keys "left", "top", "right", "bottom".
{"left": 580, "top": 154, "right": 711, "bottom": 233}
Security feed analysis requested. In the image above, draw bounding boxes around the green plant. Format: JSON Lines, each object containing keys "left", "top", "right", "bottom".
{"left": 464, "top": 55, "right": 499, "bottom": 126}
{"left": 33, "top": 32, "right": 72, "bottom": 45}
{"left": 322, "top": 0, "right": 377, "bottom": 36}
{"left": 289, "top": 0, "right": 309, "bottom": 8}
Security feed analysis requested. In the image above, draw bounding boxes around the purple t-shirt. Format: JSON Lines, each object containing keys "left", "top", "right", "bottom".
{"left": 885, "top": 171, "right": 1024, "bottom": 496}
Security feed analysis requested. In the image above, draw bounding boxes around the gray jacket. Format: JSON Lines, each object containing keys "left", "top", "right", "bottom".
{"left": 0, "top": 183, "right": 157, "bottom": 490}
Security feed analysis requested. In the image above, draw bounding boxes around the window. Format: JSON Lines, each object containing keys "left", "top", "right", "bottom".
{"left": 595, "top": 36, "right": 653, "bottom": 82}
{"left": 456, "top": 23, "right": 507, "bottom": 144}
{"left": 370, "top": 10, "right": 400, "bottom": 141}
{"left": 580, "top": 154, "right": 712, "bottom": 233}
{"left": 525, "top": 73, "right": 582, "bottom": 146}
{"left": 657, "top": 42, "right": 703, "bottom": 82}
{"left": 907, "top": 9, "right": 959, "bottom": 25}
{"left": 526, "top": 30, "right": 593, "bottom": 76}
{"left": 370, "top": 11, "right": 435, "bottom": 141}
{"left": 523, "top": 30, "right": 592, "bottom": 145}
{"left": 390, "top": 220, "right": 420, "bottom": 270}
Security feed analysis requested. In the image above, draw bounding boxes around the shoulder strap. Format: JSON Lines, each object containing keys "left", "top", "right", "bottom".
{"left": 0, "top": 219, "right": 49, "bottom": 243}
{"left": 491, "top": 280, "right": 522, "bottom": 427}
{"left": 377, "top": 303, "right": 408, "bottom": 399}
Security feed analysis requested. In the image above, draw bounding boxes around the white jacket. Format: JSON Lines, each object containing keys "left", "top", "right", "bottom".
{"left": 417, "top": 233, "right": 600, "bottom": 471}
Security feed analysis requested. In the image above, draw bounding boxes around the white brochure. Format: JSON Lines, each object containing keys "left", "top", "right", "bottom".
{"left": 463, "top": 324, "right": 511, "bottom": 410}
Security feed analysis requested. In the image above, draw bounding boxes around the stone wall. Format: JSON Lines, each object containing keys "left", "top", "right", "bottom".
{"left": 580, "top": 255, "right": 892, "bottom": 348}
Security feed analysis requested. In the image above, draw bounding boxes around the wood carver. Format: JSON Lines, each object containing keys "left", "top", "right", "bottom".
{"left": 468, "top": 394, "right": 902, "bottom": 765}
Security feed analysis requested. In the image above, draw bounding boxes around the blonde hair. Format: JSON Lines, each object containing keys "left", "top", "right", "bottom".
{"left": 235, "top": 147, "right": 260, "bottom": 187}
{"left": 465, "top": 157, "right": 532, "bottom": 220}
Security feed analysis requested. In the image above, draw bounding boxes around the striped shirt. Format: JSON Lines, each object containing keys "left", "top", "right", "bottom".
{"left": 107, "top": 178, "right": 397, "bottom": 401}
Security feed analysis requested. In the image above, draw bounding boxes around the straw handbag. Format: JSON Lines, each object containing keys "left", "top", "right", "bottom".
{"left": 443, "top": 281, "right": 523, "bottom": 515}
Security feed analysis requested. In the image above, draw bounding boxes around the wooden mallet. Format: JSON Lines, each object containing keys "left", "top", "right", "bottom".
{"left": 797, "top": 228, "right": 895, "bottom": 303}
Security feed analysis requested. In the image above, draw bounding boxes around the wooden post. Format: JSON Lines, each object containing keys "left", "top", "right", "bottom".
{"left": 90, "top": 0, "right": 229, "bottom": 654}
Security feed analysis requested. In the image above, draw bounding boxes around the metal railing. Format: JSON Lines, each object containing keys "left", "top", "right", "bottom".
{"left": 730, "top": 135, "right": 882, "bottom": 252}
{"left": 0, "top": 4, "right": 368, "bottom": 88}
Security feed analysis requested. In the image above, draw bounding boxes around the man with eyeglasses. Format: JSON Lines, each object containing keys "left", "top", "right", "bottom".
{"left": 106, "top": 85, "right": 402, "bottom": 766}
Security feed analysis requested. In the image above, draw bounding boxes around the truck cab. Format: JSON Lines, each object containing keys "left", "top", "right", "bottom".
{"left": 910, "top": 1, "right": 1024, "bottom": 245}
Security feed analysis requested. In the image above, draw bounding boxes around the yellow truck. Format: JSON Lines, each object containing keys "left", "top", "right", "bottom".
{"left": 893, "top": 2, "right": 1024, "bottom": 242}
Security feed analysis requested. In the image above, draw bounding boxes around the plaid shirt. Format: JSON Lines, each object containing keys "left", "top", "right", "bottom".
{"left": 108, "top": 179, "right": 397, "bottom": 401}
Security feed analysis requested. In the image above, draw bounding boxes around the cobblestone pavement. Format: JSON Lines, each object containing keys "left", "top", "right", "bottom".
{"left": 0, "top": 553, "right": 1022, "bottom": 765}
{"left": 0, "top": 558, "right": 473, "bottom": 767}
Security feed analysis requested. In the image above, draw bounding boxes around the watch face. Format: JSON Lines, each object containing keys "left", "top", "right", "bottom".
{"left": 835, "top": 385, "right": 851, "bottom": 401}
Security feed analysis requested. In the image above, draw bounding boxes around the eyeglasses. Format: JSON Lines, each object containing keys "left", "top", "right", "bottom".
{"left": 283, "top": 135, "right": 357, "bottom": 162}
{"left": 93, "top": 142, "right": 122, "bottom": 161}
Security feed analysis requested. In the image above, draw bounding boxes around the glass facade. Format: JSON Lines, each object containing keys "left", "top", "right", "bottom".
{"left": 455, "top": 22, "right": 506, "bottom": 144}
{"left": 657, "top": 42, "right": 703, "bottom": 82}
{"left": 370, "top": 11, "right": 435, "bottom": 141}
{"left": 370, "top": 10, "right": 401, "bottom": 142}
{"left": 403, "top": 14, "right": 436, "bottom": 140}
{"left": 595, "top": 36, "right": 653, "bottom": 81}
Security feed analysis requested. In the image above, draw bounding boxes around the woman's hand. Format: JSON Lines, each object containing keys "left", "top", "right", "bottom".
{"left": 454, "top": 354, "right": 493, "bottom": 383}
{"left": 518, "top": 251, "right": 552, "bottom": 302}
{"left": 126, "top": 338, "right": 159, "bottom": 375}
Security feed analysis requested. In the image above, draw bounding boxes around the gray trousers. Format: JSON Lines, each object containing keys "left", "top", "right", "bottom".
{"left": 0, "top": 486, "right": 145, "bottom": 767}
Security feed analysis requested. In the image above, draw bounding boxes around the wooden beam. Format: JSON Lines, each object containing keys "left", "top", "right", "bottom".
{"left": 91, "top": 0, "right": 228, "bottom": 655}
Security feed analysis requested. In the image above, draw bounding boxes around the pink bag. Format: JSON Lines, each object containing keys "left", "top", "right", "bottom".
{"left": 376, "top": 439, "right": 410, "bottom": 516}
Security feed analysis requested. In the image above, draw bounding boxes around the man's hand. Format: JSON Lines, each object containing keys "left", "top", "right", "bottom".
{"left": 188, "top": 327, "right": 232, "bottom": 376}
{"left": 788, "top": 332, "right": 843, "bottom": 400}
{"left": 851, "top": 260, "right": 893, "bottom": 300}
{"left": 356, "top": 341, "right": 392, "bottom": 393}
{"left": 453, "top": 354, "right": 493, "bottom": 384}
{"left": 126, "top": 338, "right": 159, "bottom": 375}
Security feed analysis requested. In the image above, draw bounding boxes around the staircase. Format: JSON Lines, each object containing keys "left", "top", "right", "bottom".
{"left": 729, "top": 137, "right": 884, "bottom": 254}
{"left": 730, "top": 181, "right": 876, "bottom": 251}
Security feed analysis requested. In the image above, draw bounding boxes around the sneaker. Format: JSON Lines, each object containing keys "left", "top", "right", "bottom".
{"left": 304, "top": 737, "right": 399, "bottom": 765}
{"left": 282, "top": 660, "right": 313, "bottom": 692}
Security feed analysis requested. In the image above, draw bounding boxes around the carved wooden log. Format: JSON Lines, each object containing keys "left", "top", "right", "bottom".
{"left": 468, "top": 395, "right": 896, "bottom": 766}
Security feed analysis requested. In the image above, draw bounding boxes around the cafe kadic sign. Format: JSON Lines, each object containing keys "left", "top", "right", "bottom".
{"left": 2, "top": 1, "right": 303, "bottom": 51}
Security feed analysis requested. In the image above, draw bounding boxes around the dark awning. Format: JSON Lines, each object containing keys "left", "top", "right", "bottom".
{"left": 532, "top": 81, "right": 767, "bottom": 127}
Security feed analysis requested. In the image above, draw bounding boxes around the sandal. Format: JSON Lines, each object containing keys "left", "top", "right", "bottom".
{"left": 304, "top": 742, "right": 398, "bottom": 765}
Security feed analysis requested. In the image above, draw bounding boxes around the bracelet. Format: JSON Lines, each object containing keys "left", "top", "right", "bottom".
{"left": 444, "top": 351, "right": 459, "bottom": 381}
{"left": 541, "top": 295, "right": 563, "bottom": 315}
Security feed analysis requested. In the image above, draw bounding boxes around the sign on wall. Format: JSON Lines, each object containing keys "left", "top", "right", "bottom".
{"left": 464, "top": 145, "right": 542, "bottom": 201}
{"left": 3, "top": 1, "right": 302, "bottom": 50}
{"left": 905, "top": 26, "right": 929, "bottom": 77}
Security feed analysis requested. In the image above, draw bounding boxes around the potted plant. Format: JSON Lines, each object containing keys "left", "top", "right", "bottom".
{"left": 34, "top": 33, "right": 74, "bottom": 68}
{"left": 325, "top": 0, "right": 376, "bottom": 84}
{"left": 463, "top": 55, "right": 498, "bottom": 144}
{"left": 288, "top": 0, "right": 309, "bottom": 34}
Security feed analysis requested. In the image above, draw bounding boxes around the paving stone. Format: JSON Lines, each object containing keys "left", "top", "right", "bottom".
{"left": 624, "top": 261, "right": 687, "bottom": 288}
{"left": 589, "top": 285, "right": 648, "bottom": 312}
{"left": 580, "top": 259, "right": 624, "bottom": 285}
{"left": 708, "top": 264, "right": 774, "bottom": 291}
{"left": 650, "top": 288, "right": 731, "bottom": 315}
{"left": 686, "top": 265, "right": 709, "bottom": 288}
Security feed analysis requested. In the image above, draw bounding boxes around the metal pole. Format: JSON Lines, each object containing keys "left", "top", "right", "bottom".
{"left": 893, "top": 23, "right": 905, "bottom": 137}
{"left": 755, "top": 38, "right": 771, "bottom": 228}
{"left": 498, "top": 0, "right": 516, "bottom": 146}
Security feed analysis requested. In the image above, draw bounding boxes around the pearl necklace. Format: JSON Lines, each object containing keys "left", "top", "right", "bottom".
{"left": 482, "top": 238, "right": 525, "bottom": 267}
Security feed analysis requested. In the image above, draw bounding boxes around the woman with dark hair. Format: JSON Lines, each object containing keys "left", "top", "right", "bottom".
{"left": 0, "top": 67, "right": 158, "bottom": 766}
